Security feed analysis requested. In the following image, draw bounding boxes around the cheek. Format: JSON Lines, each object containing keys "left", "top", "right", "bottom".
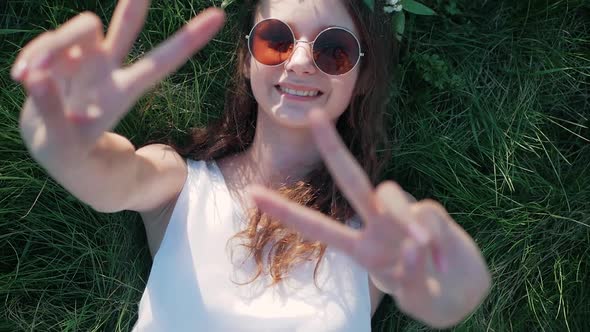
{"left": 335, "top": 68, "right": 359, "bottom": 98}
{"left": 249, "top": 62, "right": 277, "bottom": 100}
{"left": 327, "top": 73, "right": 359, "bottom": 114}
{"left": 342, "top": 78, "right": 357, "bottom": 100}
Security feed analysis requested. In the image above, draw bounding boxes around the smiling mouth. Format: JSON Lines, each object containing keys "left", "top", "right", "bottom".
{"left": 275, "top": 85, "right": 324, "bottom": 98}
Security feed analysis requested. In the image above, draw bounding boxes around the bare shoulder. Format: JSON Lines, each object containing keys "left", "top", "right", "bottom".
{"left": 123, "top": 143, "right": 188, "bottom": 215}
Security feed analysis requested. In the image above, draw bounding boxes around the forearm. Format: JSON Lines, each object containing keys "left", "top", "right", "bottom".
{"left": 39, "top": 131, "right": 138, "bottom": 213}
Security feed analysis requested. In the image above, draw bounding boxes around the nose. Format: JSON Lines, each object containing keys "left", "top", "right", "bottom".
{"left": 284, "top": 41, "right": 317, "bottom": 75}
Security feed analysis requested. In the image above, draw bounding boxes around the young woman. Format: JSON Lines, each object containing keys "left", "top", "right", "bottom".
{"left": 12, "top": 0, "right": 491, "bottom": 330}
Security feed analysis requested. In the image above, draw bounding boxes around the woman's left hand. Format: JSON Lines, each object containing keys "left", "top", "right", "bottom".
{"left": 249, "top": 109, "right": 491, "bottom": 329}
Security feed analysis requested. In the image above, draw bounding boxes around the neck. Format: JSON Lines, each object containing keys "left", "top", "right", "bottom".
{"left": 247, "top": 108, "right": 323, "bottom": 186}
{"left": 225, "top": 107, "right": 324, "bottom": 190}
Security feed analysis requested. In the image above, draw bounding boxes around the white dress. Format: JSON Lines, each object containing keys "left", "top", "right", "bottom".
{"left": 132, "top": 159, "right": 371, "bottom": 331}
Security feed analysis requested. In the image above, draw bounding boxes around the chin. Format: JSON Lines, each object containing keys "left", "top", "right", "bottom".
{"left": 269, "top": 109, "right": 312, "bottom": 129}
{"left": 268, "top": 104, "right": 341, "bottom": 129}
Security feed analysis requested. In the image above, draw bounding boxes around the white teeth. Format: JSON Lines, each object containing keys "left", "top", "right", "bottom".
{"left": 279, "top": 86, "right": 319, "bottom": 97}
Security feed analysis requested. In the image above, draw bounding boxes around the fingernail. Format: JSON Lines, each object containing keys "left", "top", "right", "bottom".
{"left": 407, "top": 223, "right": 429, "bottom": 245}
{"left": 11, "top": 60, "right": 27, "bottom": 80}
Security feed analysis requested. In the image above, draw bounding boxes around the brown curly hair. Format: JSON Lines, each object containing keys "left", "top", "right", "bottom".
{"left": 159, "top": 0, "right": 398, "bottom": 287}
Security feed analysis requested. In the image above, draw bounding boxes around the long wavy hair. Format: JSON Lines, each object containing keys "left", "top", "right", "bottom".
{"left": 152, "top": 0, "right": 398, "bottom": 286}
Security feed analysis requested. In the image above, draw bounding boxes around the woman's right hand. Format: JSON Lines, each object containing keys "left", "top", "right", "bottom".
{"left": 12, "top": 0, "right": 225, "bottom": 163}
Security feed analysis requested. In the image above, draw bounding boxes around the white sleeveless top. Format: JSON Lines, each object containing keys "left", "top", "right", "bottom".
{"left": 132, "top": 159, "right": 371, "bottom": 331}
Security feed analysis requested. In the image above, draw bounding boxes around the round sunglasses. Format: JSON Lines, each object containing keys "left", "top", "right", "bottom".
{"left": 245, "top": 18, "right": 364, "bottom": 76}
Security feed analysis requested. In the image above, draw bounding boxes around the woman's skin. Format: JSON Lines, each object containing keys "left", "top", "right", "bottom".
{"left": 218, "top": 0, "right": 360, "bottom": 192}
{"left": 225, "top": 0, "right": 491, "bottom": 328}
{"left": 11, "top": 0, "right": 491, "bottom": 328}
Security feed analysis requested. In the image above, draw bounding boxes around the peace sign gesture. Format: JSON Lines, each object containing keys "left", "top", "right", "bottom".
{"left": 249, "top": 109, "right": 491, "bottom": 328}
{"left": 13, "top": 1, "right": 224, "bottom": 162}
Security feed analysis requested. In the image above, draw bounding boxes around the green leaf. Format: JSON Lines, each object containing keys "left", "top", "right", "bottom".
{"left": 363, "top": 0, "right": 375, "bottom": 11}
{"left": 401, "top": 0, "right": 436, "bottom": 15}
{"left": 393, "top": 11, "right": 406, "bottom": 42}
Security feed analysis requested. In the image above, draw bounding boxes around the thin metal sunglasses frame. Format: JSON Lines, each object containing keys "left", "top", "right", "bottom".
{"left": 245, "top": 18, "right": 365, "bottom": 76}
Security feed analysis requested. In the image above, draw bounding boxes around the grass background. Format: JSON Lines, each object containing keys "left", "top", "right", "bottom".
{"left": 1, "top": 0, "right": 589, "bottom": 331}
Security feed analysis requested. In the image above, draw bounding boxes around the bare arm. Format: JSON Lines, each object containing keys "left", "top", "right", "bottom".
{"left": 48, "top": 132, "right": 186, "bottom": 213}
{"left": 12, "top": 2, "right": 224, "bottom": 214}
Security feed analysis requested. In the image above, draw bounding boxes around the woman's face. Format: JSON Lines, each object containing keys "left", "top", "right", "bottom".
{"left": 247, "top": 0, "right": 361, "bottom": 129}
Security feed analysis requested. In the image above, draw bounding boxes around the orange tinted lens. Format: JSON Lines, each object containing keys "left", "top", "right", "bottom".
{"left": 313, "top": 29, "right": 360, "bottom": 75}
{"left": 249, "top": 19, "right": 294, "bottom": 65}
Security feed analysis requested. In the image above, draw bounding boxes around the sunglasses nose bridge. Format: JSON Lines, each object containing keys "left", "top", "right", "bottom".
{"left": 291, "top": 40, "right": 314, "bottom": 58}
{"left": 286, "top": 39, "right": 316, "bottom": 68}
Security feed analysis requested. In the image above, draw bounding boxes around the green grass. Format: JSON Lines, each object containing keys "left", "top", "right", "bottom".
{"left": 1, "top": 0, "right": 589, "bottom": 331}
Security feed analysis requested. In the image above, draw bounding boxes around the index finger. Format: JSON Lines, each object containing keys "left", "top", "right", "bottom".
{"left": 308, "top": 109, "right": 379, "bottom": 223}
{"left": 120, "top": 8, "right": 225, "bottom": 101}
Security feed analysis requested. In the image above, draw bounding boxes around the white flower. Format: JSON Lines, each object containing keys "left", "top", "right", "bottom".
{"left": 386, "top": 0, "right": 401, "bottom": 5}
{"left": 384, "top": 4, "right": 403, "bottom": 13}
